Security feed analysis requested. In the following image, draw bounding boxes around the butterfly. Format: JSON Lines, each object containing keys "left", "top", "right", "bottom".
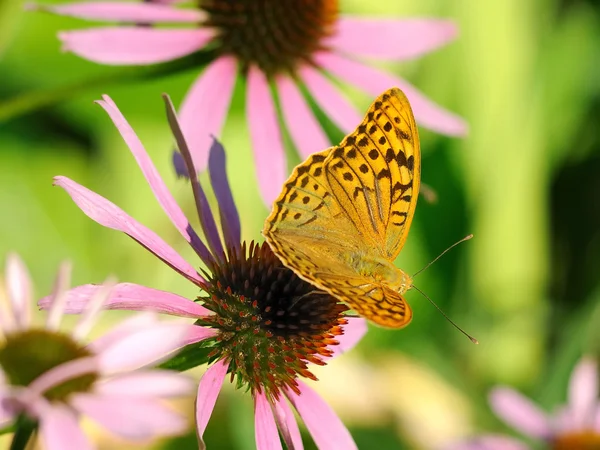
{"left": 263, "top": 88, "right": 420, "bottom": 328}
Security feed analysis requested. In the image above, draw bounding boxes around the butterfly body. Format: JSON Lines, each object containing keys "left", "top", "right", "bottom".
{"left": 263, "top": 88, "right": 420, "bottom": 328}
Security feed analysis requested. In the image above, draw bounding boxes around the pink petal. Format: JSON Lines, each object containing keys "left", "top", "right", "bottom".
{"left": 286, "top": 381, "right": 357, "bottom": 450}
{"left": 489, "top": 387, "right": 551, "bottom": 439}
{"left": 5, "top": 253, "right": 32, "bottom": 330}
{"left": 196, "top": 360, "right": 228, "bottom": 441}
{"left": 299, "top": 65, "right": 363, "bottom": 133}
{"left": 246, "top": 65, "right": 287, "bottom": 206}
{"left": 96, "top": 322, "right": 194, "bottom": 374}
{"left": 39, "top": 404, "right": 91, "bottom": 450}
{"left": 96, "top": 95, "right": 212, "bottom": 263}
{"left": 327, "top": 18, "right": 457, "bottom": 61}
{"left": 89, "top": 312, "right": 158, "bottom": 353}
{"left": 445, "top": 434, "right": 529, "bottom": 450}
{"left": 96, "top": 371, "right": 194, "bottom": 398}
{"left": 272, "top": 397, "right": 303, "bottom": 450}
{"left": 568, "top": 357, "right": 598, "bottom": 428}
{"left": 181, "top": 325, "right": 218, "bottom": 347}
{"left": 72, "top": 278, "right": 117, "bottom": 340}
{"left": 179, "top": 56, "right": 237, "bottom": 172}
{"left": 72, "top": 394, "right": 187, "bottom": 439}
{"left": 53, "top": 177, "right": 204, "bottom": 286}
{"left": 28, "top": 357, "right": 98, "bottom": 398}
{"left": 34, "top": 2, "right": 205, "bottom": 23}
{"left": 331, "top": 317, "right": 367, "bottom": 358}
{"left": 59, "top": 28, "right": 214, "bottom": 65}
{"left": 315, "top": 51, "right": 467, "bottom": 136}
{"left": 39, "top": 283, "right": 210, "bottom": 317}
{"left": 45, "top": 261, "right": 72, "bottom": 331}
{"left": 276, "top": 75, "right": 329, "bottom": 159}
{"left": 255, "top": 391, "right": 282, "bottom": 450}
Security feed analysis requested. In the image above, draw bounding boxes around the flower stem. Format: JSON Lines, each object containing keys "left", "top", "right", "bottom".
{"left": 0, "top": 48, "right": 219, "bottom": 122}
{"left": 9, "top": 415, "right": 37, "bottom": 450}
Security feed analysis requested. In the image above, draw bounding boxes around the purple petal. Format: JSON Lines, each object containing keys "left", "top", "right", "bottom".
{"left": 179, "top": 56, "right": 237, "bottom": 172}
{"left": 96, "top": 371, "right": 195, "bottom": 398}
{"left": 39, "top": 283, "right": 210, "bottom": 317}
{"left": 5, "top": 253, "right": 32, "bottom": 330}
{"left": 331, "top": 317, "right": 367, "bottom": 358}
{"left": 327, "top": 18, "right": 457, "bottom": 61}
{"left": 53, "top": 176, "right": 205, "bottom": 286}
{"left": 33, "top": 2, "right": 205, "bottom": 23}
{"left": 247, "top": 65, "right": 287, "bottom": 206}
{"left": 272, "top": 396, "right": 303, "bottom": 450}
{"left": 196, "top": 360, "right": 228, "bottom": 441}
{"left": 59, "top": 28, "right": 214, "bottom": 65}
{"left": 72, "top": 394, "right": 187, "bottom": 439}
{"left": 276, "top": 75, "right": 329, "bottom": 159}
{"left": 40, "top": 404, "right": 91, "bottom": 450}
{"left": 315, "top": 51, "right": 467, "bottom": 136}
{"left": 96, "top": 95, "right": 213, "bottom": 264}
{"left": 208, "top": 138, "right": 241, "bottom": 252}
{"left": 173, "top": 150, "right": 188, "bottom": 178}
{"left": 299, "top": 65, "right": 363, "bottom": 134}
{"left": 96, "top": 322, "right": 193, "bottom": 374}
{"left": 568, "top": 357, "right": 598, "bottom": 429}
{"left": 255, "top": 391, "right": 282, "bottom": 450}
{"left": 286, "top": 380, "right": 357, "bottom": 449}
{"left": 162, "top": 95, "right": 225, "bottom": 261}
{"left": 45, "top": 262, "right": 72, "bottom": 331}
{"left": 445, "top": 434, "right": 529, "bottom": 450}
{"left": 489, "top": 387, "right": 551, "bottom": 439}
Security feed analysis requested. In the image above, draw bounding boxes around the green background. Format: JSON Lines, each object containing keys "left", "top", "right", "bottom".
{"left": 0, "top": 0, "right": 599, "bottom": 448}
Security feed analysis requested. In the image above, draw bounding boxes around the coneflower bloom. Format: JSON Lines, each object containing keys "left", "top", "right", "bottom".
{"left": 32, "top": 0, "right": 466, "bottom": 204}
{"left": 446, "top": 357, "right": 600, "bottom": 450}
{"left": 0, "top": 254, "right": 195, "bottom": 449}
{"left": 43, "top": 94, "right": 367, "bottom": 448}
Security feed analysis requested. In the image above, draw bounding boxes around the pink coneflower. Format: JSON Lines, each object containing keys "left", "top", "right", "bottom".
{"left": 0, "top": 254, "right": 195, "bottom": 449}
{"left": 446, "top": 357, "right": 600, "bottom": 450}
{"left": 32, "top": 0, "right": 466, "bottom": 204}
{"left": 42, "top": 94, "right": 368, "bottom": 448}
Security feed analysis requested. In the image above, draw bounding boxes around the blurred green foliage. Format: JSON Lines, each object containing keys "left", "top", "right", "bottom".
{"left": 0, "top": 0, "right": 599, "bottom": 448}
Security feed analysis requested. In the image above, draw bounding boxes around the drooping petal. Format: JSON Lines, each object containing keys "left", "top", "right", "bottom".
{"left": 72, "top": 394, "right": 187, "bottom": 439}
{"left": 53, "top": 177, "right": 205, "bottom": 286}
{"left": 196, "top": 360, "right": 228, "bottom": 441}
{"left": 568, "top": 357, "right": 598, "bottom": 429}
{"left": 72, "top": 278, "right": 117, "bottom": 340}
{"left": 272, "top": 396, "right": 303, "bottom": 450}
{"left": 331, "top": 318, "right": 367, "bottom": 358}
{"left": 276, "top": 75, "right": 329, "bottom": 159}
{"left": 96, "top": 95, "right": 213, "bottom": 264}
{"left": 39, "top": 404, "right": 91, "bottom": 450}
{"left": 5, "top": 253, "right": 32, "bottom": 330}
{"left": 45, "top": 262, "right": 72, "bottom": 331}
{"left": 179, "top": 56, "right": 237, "bottom": 172}
{"left": 246, "top": 65, "right": 287, "bottom": 206}
{"left": 96, "top": 371, "right": 195, "bottom": 398}
{"left": 39, "top": 283, "right": 211, "bottom": 317}
{"left": 489, "top": 387, "right": 551, "bottom": 439}
{"left": 315, "top": 51, "right": 467, "bottom": 136}
{"left": 327, "top": 18, "right": 457, "bottom": 61}
{"left": 32, "top": 2, "right": 205, "bottom": 23}
{"left": 255, "top": 391, "right": 282, "bottom": 450}
{"left": 208, "top": 138, "right": 241, "bottom": 252}
{"left": 445, "top": 434, "right": 529, "bottom": 450}
{"left": 299, "top": 65, "right": 363, "bottom": 133}
{"left": 96, "top": 322, "right": 193, "bottom": 374}
{"left": 59, "top": 28, "right": 214, "bottom": 65}
{"left": 286, "top": 381, "right": 357, "bottom": 450}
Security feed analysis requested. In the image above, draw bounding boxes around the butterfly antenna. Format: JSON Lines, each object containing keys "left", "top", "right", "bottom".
{"left": 411, "top": 285, "right": 478, "bottom": 344}
{"left": 412, "top": 234, "right": 473, "bottom": 278}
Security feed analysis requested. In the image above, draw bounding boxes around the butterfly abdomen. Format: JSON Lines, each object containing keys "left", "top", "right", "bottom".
{"left": 344, "top": 252, "right": 412, "bottom": 294}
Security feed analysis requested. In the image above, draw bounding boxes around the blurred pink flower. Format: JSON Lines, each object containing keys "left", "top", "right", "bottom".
{"left": 43, "top": 95, "right": 368, "bottom": 449}
{"left": 446, "top": 357, "right": 600, "bottom": 450}
{"left": 33, "top": 0, "right": 466, "bottom": 204}
{"left": 0, "top": 254, "right": 195, "bottom": 449}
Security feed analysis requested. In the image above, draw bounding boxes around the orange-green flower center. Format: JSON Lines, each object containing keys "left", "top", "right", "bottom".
{"left": 553, "top": 430, "right": 600, "bottom": 450}
{"left": 200, "top": 0, "right": 339, "bottom": 75}
{"left": 0, "top": 329, "right": 97, "bottom": 401}
{"left": 197, "top": 241, "right": 348, "bottom": 399}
